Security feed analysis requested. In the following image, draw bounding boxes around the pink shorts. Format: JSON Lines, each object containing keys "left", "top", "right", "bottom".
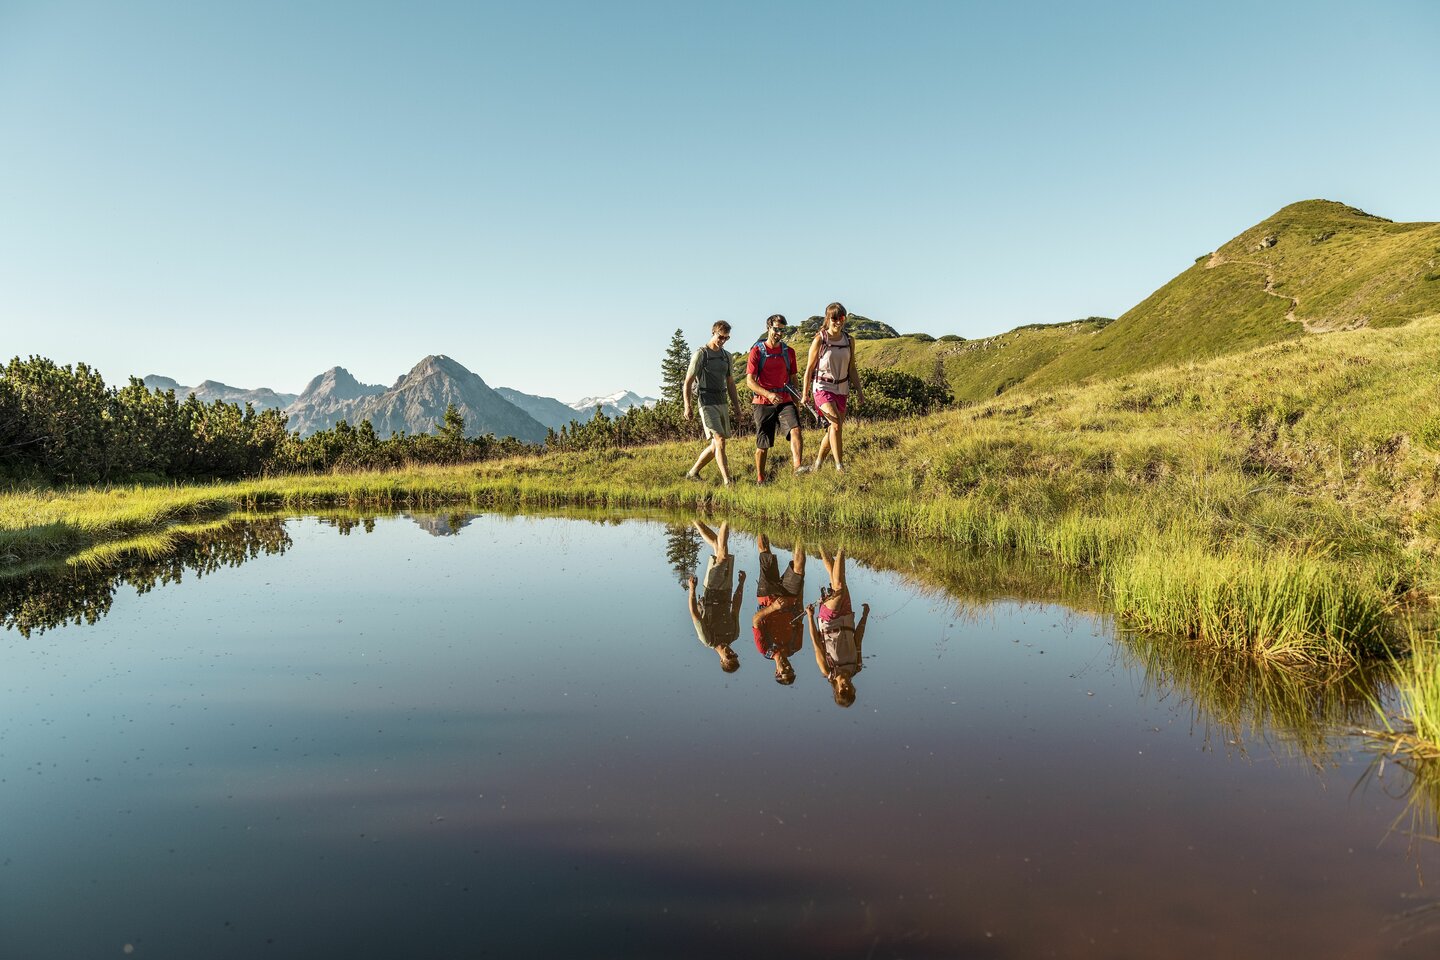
{"left": 819, "top": 592, "right": 852, "bottom": 620}
{"left": 814, "top": 388, "right": 847, "bottom": 419}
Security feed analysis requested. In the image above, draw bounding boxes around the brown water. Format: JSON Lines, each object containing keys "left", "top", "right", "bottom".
{"left": 1, "top": 512, "right": 1436, "bottom": 959}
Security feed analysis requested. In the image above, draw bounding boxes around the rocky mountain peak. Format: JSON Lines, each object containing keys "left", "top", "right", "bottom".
{"left": 296, "top": 366, "right": 384, "bottom": 403}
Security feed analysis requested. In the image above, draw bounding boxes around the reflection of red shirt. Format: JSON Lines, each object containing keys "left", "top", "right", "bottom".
{"left": 747, "top": 342, "right": 796, "bottom": 404}
{"left": 753, "top": 596, "right": 803, "bottom": 658}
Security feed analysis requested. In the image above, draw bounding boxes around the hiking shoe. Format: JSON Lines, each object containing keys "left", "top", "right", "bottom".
{"left": 834, "top": 463, "right": 848, "bottom": 474}
{"left": 684, "top": 470, "right": 701, "bottom": 481}
{"left": 793, "top": 464, "right": 813, "bottom": 475}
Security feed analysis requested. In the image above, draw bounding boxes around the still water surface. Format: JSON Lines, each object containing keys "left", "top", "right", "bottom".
{"left": 2, "top": 512, "right": 1438, "bottom": 959}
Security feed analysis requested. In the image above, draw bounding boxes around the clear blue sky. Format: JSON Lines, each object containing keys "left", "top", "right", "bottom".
{"left": 2, "top": 0, "right": 1437, "bottom": 401}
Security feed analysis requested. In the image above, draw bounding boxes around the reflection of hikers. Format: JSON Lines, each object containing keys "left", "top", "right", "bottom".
{"left": 683, "top": 321, "right": 741, "bottom": 486}
{"left": 746, "top": 314, "right": 810, "bottom": 484}
{"left": 687, "top": 520, "right": 746, "bottom": 672}
{"left": 802, "top": 301, "right": 863, "bottom": 473}
{"left": 752, "top": 532, "right": 805, "bottom": 684}
{"left": 806, "top": 544, "right": 871, "bottom": 707}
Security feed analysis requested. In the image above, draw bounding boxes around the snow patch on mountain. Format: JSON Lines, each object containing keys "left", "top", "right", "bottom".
{"left": 568, "top": 390, "right": 659, "bottom": 418}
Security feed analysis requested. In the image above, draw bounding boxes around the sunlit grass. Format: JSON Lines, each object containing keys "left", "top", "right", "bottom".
{"left": 5, "top": 314, "right": 1440, "bottom": 676}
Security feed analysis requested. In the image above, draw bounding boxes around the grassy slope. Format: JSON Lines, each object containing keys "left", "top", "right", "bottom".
{"left": 852, "top": 321, "right": 1111, "bottom": 402}
{"left": 8, "top": 313, "right": 1440, "bottom": 668}
{"left": 841, "top": 201, "right": 1440, "bottom": 399}
{"left": 1024, "top": 201, "right": 1440, "bottom": 389}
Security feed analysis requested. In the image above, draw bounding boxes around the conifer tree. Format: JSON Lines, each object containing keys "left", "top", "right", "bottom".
{"left": 438, "top": 403, "right": 467, "bottom": 448}
{"left": 660, "top": 328, "right": 690, "bottom": 407}
{"left": 664, "top": 522, "right": 701, "bottom": 587}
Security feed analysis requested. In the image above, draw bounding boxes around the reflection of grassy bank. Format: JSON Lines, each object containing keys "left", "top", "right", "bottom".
{"left": 1368, "top": 636, "right": 1440, "bottom": 764}
{"left": 6, "top": 316, "right": 1440, "bottom": 673}
{"left": 0, "top": 514, "right": 292, "bottom": 637}
{"left": 1117, "top": 629, "right": 1393, "bottom": 763}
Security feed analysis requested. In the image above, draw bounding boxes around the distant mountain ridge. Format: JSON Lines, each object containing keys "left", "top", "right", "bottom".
{"left": 143, "top": 358, "right": 660, "bottom": 443}
{"left": 569, "top": 390, "right": 659, "bottom": 419}
{"left": 142, "top": 375, "right": 297, "bottom": 411}
{"left": 494, "top": 387, "right": 585, "bottom": 431}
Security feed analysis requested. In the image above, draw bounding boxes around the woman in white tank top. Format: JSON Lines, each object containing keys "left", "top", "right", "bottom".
{"left": 804, "top": 543, "right": 871, "bottom": 708}
{"left": 801, "top": 301, "right": 864, "bottom": 472}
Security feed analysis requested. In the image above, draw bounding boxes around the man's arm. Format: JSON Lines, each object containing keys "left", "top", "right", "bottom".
{"left": 753, "top": 601, "right": 789, "bottom": 627}
{"left": 746, "top": 361, "right": 779, "bottom": 403}
{"left": 730, "top": 570, "right": 747, "bottom": 616}
{"left": 683, "top": 350, "right": 702, "bottom": 419}
{"left": 687, "top": 575, "right": 701, "bottom": 620}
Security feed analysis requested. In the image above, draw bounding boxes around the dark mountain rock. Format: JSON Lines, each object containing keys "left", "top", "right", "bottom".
{"left": 798, "top": 314, "right": 900, "bottom": 340}
{"left": 349, "top": 355, "right": 548, "bottom": 443}
{"left": 282, "top": 367, "right": 386, "bottom": 436}
{"left": 143, "top": 375, "right": 183, "bottom": 393}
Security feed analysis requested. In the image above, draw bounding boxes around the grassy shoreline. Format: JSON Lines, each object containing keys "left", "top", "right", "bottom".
{"left": 6, "top": 316, "right": 1440, "bottom": 676}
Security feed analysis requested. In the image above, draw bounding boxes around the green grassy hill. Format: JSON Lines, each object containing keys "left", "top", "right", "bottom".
{"left": 851, "top": 319, "right": 1113, "bottom": 401}
{"left": 835, "top": 201, "right": 1440, "bottom": 401}
{"left": 1022, "top": 200, "right": 1440, "bottom": 389}
{"left": 737, "top": 316, "right": 1116, "bottom": 403}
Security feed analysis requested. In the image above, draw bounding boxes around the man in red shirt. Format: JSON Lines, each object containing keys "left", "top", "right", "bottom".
{"left": 752, "top": 532, "right": 805, "bottom": 685}
{"left": 745, "top": 314, "right": 810, "bottom": 484}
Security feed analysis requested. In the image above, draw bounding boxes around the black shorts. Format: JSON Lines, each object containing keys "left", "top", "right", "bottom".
{"left": 757, "top": 551, "right": 804, "bottom": 600}
{"left": 752, "top": 402, "right": 800, "bottom": 450}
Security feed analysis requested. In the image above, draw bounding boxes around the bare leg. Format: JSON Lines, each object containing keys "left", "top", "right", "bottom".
{"left": 789, "top": 426, "right": 804, "bottom": 470}
{"left": 821, "top": 544, "right": 847, "bottom": 613}
{"left": 716, "top": 520, "right": 730, "bottom": 561}
{"left": 755, "top": 447, "right": 767, "bottom": 482}
{"left": 813, "top": 430, "right": 831, "bottom": 469}
{"left": 713, "top": 435, "right": 731, "bottom": 485}
{"left": 688, "top": 443, "right": 715, "bottom": 477}
{"left": 692, "top": 519, "right": 720, "bottom": 553}
{"left": 791, "top": 539, "right": 806, "bottom": 577}
{"left": 818, "top": 401, "right": 845, "bottom": 469}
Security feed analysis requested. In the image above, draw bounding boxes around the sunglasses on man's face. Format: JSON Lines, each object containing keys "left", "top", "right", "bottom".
{"left": 717, "top": 334, "right": 730, "bottom": 341}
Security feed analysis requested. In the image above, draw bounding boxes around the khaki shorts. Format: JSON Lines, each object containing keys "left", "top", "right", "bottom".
{"left": 700, "top": 403, "right": 732, "bottom": 439}
{"left": 703, "top": 554, "right": 735, "bottom": 593}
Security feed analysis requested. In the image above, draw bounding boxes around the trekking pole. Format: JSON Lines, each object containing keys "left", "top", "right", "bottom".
{"left": 783, "top": 384, "right": 825, "bottom": 427}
